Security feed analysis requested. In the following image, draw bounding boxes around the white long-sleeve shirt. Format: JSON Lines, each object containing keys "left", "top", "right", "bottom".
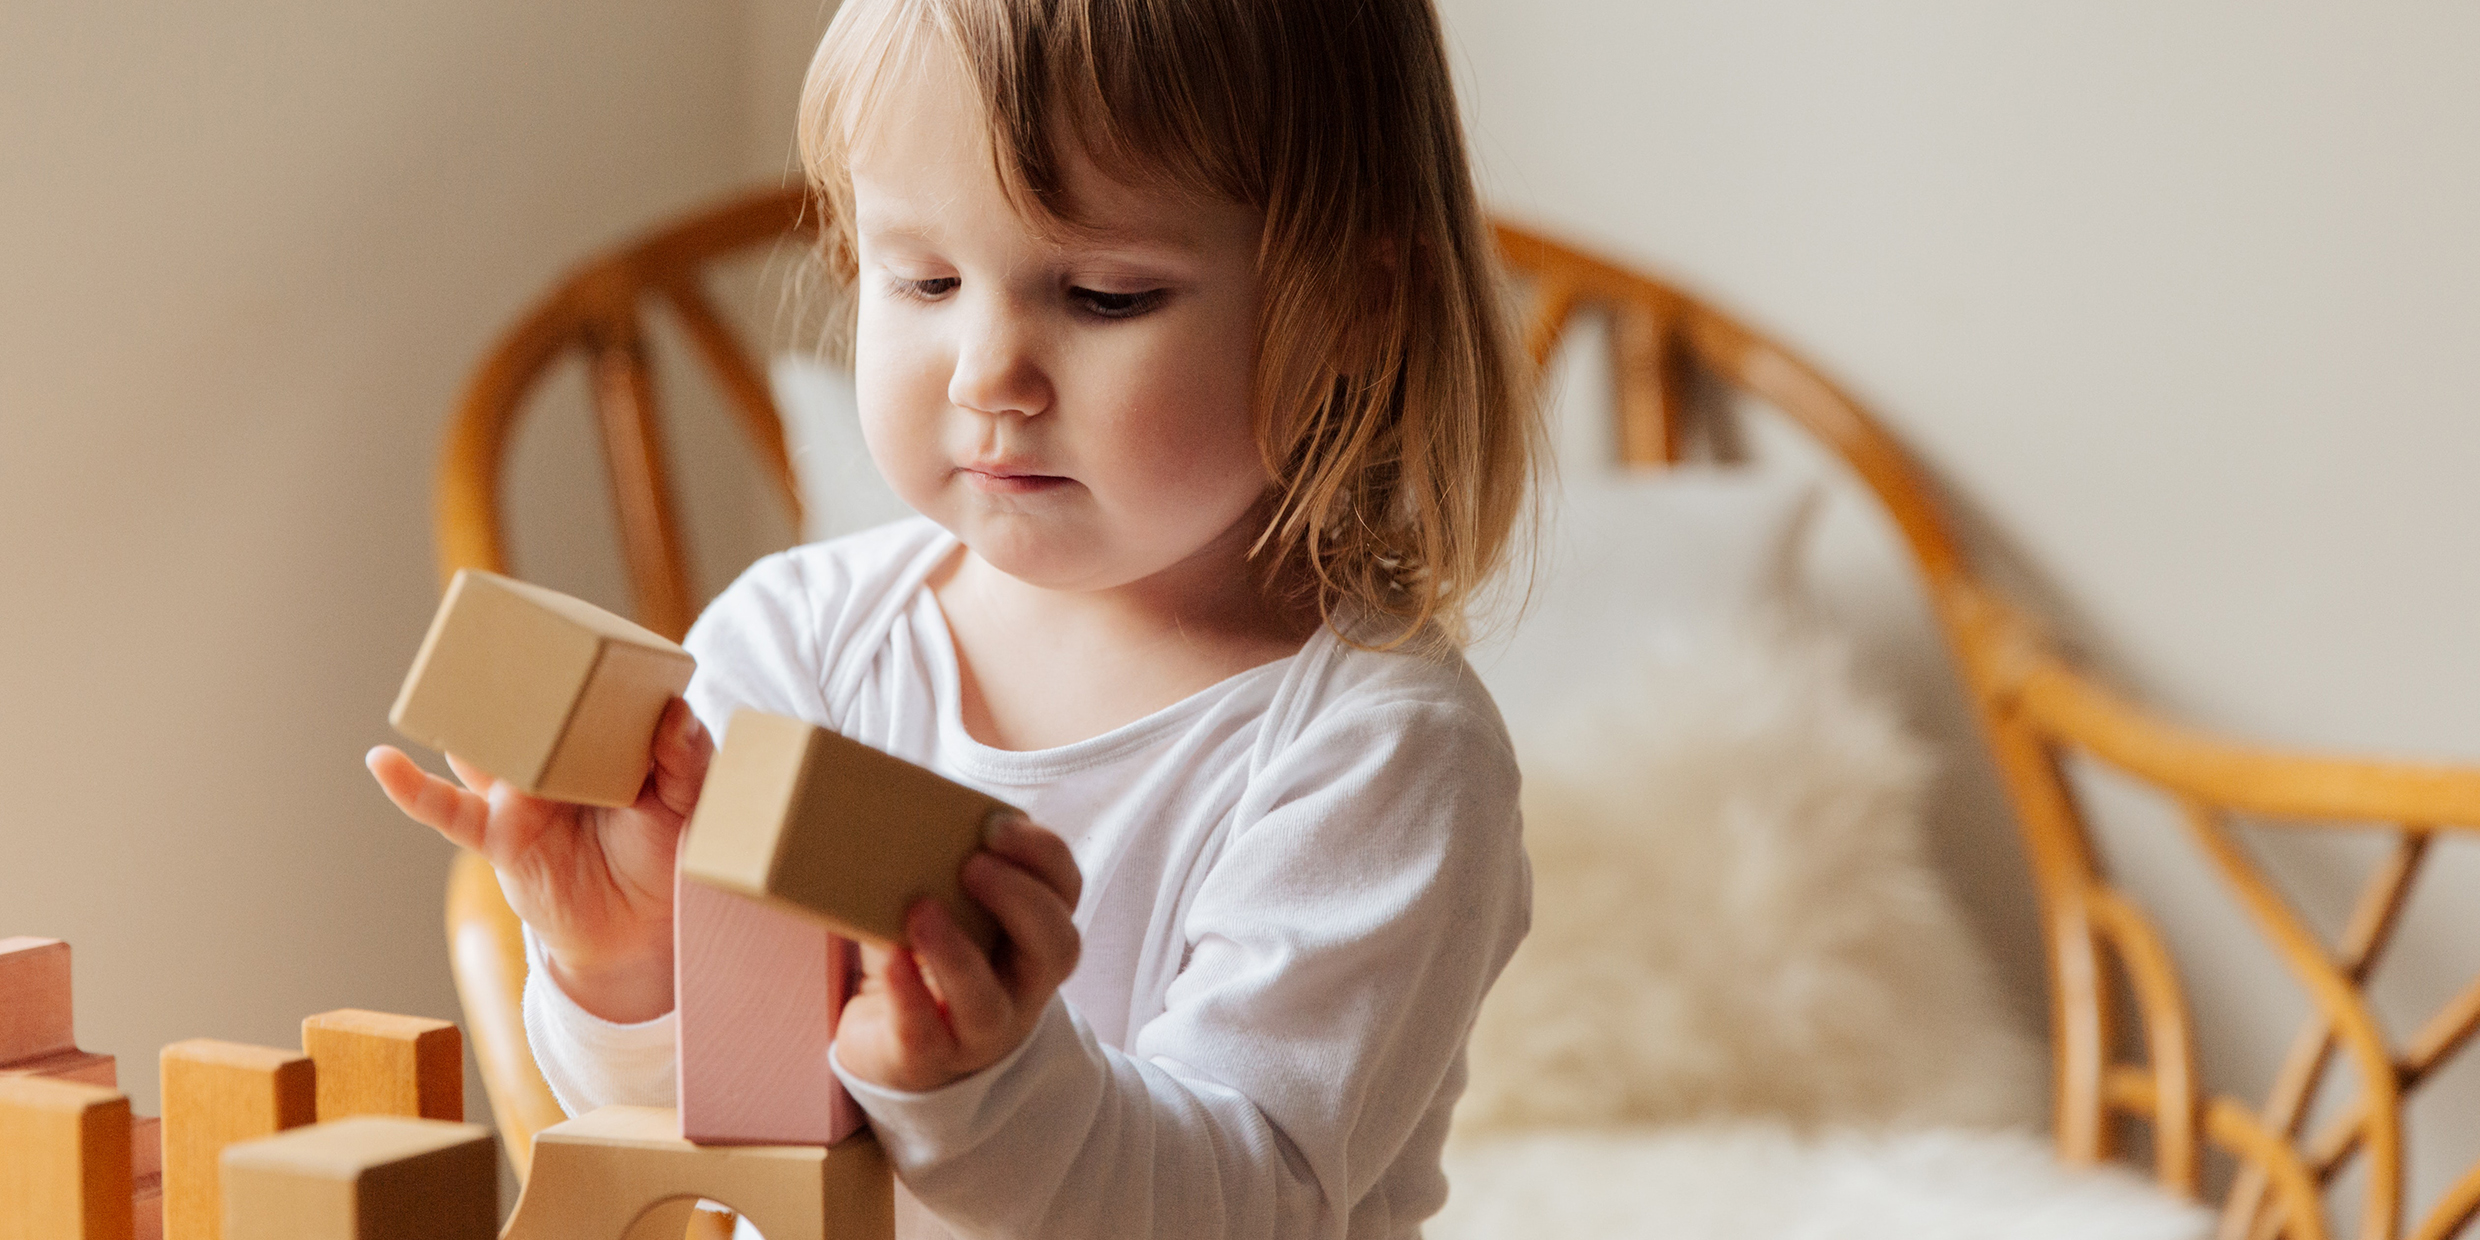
{"left": 522, "top": 518, "right": 1530, "bottom": 1239}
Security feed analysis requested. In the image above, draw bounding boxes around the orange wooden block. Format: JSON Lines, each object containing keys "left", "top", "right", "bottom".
{"left": 221, "top": 1116, "right": 496, "bottom": 1240}
{"left": 389, "top": 569, "right": 695, "bottom": 808}
{"left": 674, "top": 873, "right": 862, "bottom": 1146}
{"left": 680, "top": 710, "right": 1011, "bottom": 953}
{"left": 500, "top": 1105, "right": 889, "bottom": 1240}
{"left": 160, "top": 1041, "right": 315, "bottom": 1240}
{"left": 0, "top": 937, "right": 117, "bottom": 1089}
{"left": 0, "top": 1075, "right": 134, "bottom": 1240}
{"left": 298, "top": 1012, "right": 460, "bottom": 1124}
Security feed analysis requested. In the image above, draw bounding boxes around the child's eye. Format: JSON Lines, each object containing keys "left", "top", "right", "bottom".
{"left": 1070, "top": 287, "right": 1166, "bottom": 319}
{"left": 893, "top": 276, "right": 959, "bottom": 302}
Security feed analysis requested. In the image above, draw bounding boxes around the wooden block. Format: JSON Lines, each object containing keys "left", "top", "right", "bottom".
{"left": 0, "top": 936, "right": 116, "bottom": 1089}
{"left": 0, "top": 937, "right": 75, "bottom": 1063}
{"left": 501, "top": 1105, "right": 890, "bottom": 1240}
{"left": 161, "top": 1042, "right": 316, "bottom": 1240}
{"left": 681, "top": 710, "right": 1012, "bottom": 953}
{"left": 221, "top": 1117, "right": 496, "bottom": 1240}
{"left": 2, "top": 1048, "right": 119, "bottom": 1088}
{"left": 675, "top": 872, "right": 862, "bottom": 1146}
{"left": 0, "top": 1075, "right": 134, "bottom": 1240}
{"left": 298, "top": 1013, "right": 460, "bottom": 1124}
{"left": 134, "top": 1116, "right": 163, "bottom": 1240}
{"left": 389, "top": 569, "right": 695, "bottom": 808}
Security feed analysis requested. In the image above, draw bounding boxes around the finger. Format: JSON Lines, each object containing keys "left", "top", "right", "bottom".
{"left": 646, "top": 699, "right": 711, "bottom": 819}
{"left": 367, "top": 746, "right": 493, "bottom": 852}
{"left": 982, "top": 815, "right": 1082, "bottom": 909}
{"left": 443, "top": 753, "right": 504, "bottom": 796}
{"left": 881, "top": 944, "right": 956, "bottom": 1062}
{"left": 962, "top": 852, "right": 1081, "bottom": 998}
{"left": 908, "top": 900, "right": 1009, "bottom": 1041}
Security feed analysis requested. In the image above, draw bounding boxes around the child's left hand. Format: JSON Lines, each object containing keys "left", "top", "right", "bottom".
{"left": 835, "top": 815, "right": 1083, "bottom": 1093}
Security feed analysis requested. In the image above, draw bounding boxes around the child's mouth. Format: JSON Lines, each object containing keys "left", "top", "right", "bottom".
{"left": 963, "top": 468, "right": 1073, "bottom": 496}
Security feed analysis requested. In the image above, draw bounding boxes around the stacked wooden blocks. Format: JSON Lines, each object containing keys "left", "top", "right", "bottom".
{"left": 0, "top": 937, "right": 482, "bottom": 1240}
{"left": 388, "top": 572, "right": 940, "bottom": 1236}
{"left": 5, "top": 574, "right": 1027, "bottom": 1236}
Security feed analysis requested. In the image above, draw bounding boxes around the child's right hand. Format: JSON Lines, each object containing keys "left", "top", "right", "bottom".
{"left": 366, "top": 698, "right": 711, "bottom": 1024}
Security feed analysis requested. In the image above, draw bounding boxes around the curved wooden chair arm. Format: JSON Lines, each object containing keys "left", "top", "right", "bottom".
{"left": 445, "top": 850, "right": 567, "bottom": 1177}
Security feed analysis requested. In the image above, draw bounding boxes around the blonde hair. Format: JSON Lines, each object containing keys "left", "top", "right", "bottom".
{"left": 798, "top": 0, "right": 1536, "bottom": 650}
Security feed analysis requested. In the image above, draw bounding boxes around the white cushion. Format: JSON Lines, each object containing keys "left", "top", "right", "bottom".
{"left": 771, "top": 354, "right": 914, "bottom": 543}
{"left": 1468, "top": 466, "right": 1818, "bottom": 738}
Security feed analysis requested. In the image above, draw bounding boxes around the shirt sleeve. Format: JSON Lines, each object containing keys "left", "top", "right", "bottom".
{"left": 521, "top": 923, "right": 678, "bottom": 1115}
{"left": 831, "top": 698, "right": 1531, "bottom": 1239}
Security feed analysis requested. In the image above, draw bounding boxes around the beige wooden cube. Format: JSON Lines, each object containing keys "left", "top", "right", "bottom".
{"left": 680, "top": 710, "right": 1013, "bottom": 954}
{"left": 389, "top": 570, "right": 694, "bottom": 809}
{"left": 221, "top": 1117, "right": 496, "bottom": 1240}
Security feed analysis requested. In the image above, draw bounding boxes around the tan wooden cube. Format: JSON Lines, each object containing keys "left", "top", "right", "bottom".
{"left": 389, "top": 569, "right": 694, "bottom": 808}
{"left": 0, "top": 1075, "right": 133, "bottom": 1240}
{"left": 161, "top": 1041, "right": 316, "bottom": 1240}
{"left": 298, "top": 1012, "right": 461, "bottom": 1125}
{"left": 221, "top": 1117, "right": 495, "bottom": 1240}
{"left": 680, "top": 710, "right": 1013, "bottom": 954}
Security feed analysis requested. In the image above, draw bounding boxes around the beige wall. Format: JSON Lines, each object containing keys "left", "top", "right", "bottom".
{"left": 1433, "top": 0, "right": 2480, "bottom": 1206}
{"left": 0, "top": 1, "right": 783, "bottom": 1122}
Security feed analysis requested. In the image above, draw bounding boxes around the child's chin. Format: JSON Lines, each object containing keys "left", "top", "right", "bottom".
{"left": 955, "top": 522, "right": 1111, "bottom": 590}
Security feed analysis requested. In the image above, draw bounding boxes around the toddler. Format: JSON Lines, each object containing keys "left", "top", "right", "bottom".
{"left": 371, "top": 0, "right": 1535, "bottom": 1234}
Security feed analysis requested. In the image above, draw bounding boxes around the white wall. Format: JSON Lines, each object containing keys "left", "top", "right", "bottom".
{"left": 0, "top": 1, "right": 763, "bottom": 1127}
{"left": 1433, "top": 0, "right": 2480, "bottom": 1210}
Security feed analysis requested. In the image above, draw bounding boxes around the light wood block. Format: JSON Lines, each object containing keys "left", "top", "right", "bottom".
{"left": 298, "top": 1013, "right": 460, "bottom": 1124}
{"left": 0, "top": 937, "right": 116, "bottom": 1088}
{"left": 389, "top": 569, "right": 695, "bottom": 808}
{"left": 674, "top": 873, "right": 861, "bottom": 1146}
{"left": 681, "top": 710, "right": 1012, "bottom": 953}
{"left": 501, "top": 1106, "right": 890, "bottom": 1240}
{"left": 0, "top": 1075, "right": 133, "bottom": 1240}
{"left": 160, "top": 1042, "right": 315, "bottom": 1240}
{"left": 221, "top": 1117, "right": 495, "bottom": 1240}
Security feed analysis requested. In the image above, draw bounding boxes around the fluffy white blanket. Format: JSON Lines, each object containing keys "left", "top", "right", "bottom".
{"left": 1432, "top": 1125, "right": 2209, "bottom": 1240}
{"left": 1443, "top": 618, "right": 2208, "bottom": 1237}
{"left": 1463, "top": 617, "right": 2038, "bottom": 1132}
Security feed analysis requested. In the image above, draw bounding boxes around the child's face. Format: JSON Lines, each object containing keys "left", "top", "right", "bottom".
{"left": 847, "top": 50, "right": 1268, "bottom": 597}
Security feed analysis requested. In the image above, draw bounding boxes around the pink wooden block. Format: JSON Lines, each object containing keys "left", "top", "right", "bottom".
{"left": 675, "top": 866, "right": 863, "bottom": 1145}
{"left": 0, "top": 937, "right": 75, "bottom": 1063}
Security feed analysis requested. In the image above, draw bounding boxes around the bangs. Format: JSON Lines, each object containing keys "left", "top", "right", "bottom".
{"left": 803, "top": 0, "right": 1265, "bottom": 233}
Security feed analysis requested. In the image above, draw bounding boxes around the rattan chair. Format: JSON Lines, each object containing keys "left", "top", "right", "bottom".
{"left": 436, "top": 185, "right": 2480, "bottom": 1240}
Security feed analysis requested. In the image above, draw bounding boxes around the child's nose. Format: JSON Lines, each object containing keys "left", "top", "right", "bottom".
{"left": 948, "top": 303, "right": 1051, "bottom": 419}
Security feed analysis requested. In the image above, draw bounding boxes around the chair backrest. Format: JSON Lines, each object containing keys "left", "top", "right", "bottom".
{"left": 435, "top": 187, "right": 2480, "bottom": 1239}
{"left": 1493, "top": 223, "right": 2480, "bottom": 1240}
{"left": 433, "top": 185, "right": 814, "bottom": 1178}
